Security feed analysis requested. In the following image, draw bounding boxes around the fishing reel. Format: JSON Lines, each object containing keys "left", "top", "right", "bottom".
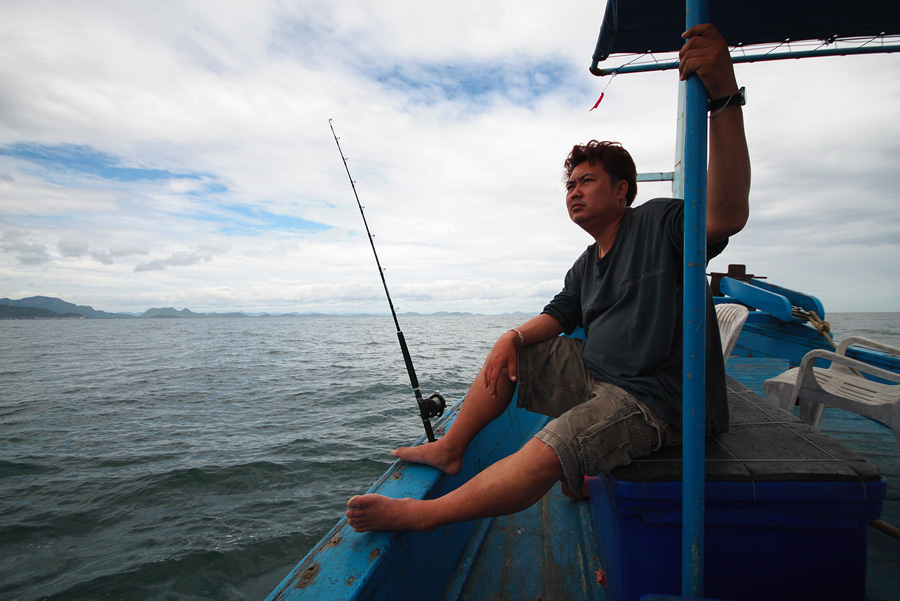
{"left": 419, "top": 392, "right": 446, "bottom": 419}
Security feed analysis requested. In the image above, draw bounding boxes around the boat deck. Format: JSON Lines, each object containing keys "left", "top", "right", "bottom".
{"left": 447, "top": 483, "right": 602, "bottom": 601}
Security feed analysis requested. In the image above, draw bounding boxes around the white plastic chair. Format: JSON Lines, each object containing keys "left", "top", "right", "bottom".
{"left": 763, "top": 337, "right": 900, "bottom": 453}
{"left": 715, "top": 303, "right": 749, "bottom": 363}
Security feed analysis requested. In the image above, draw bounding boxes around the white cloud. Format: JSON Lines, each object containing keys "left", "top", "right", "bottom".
{"left": 135, "top": 248, "right": 216, "bottom": 272}
{"left": 57, "top": 235, "right": 89, "bottom": 257}
{"left": 0, "top": 1, "right": 898, "bottom": 314}
{"left": 89, "top": 250, "right": 114, "bottom": 265}
{"left": 2, "top": 238, "right": 51, "bottom": 265}
{"left": 110, "top": 242, "right": 151, "bottom": 257}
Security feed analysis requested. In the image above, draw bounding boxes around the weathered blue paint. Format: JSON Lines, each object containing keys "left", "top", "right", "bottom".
{"left": 681, "top": 0, "right": 709, "bottom": 596}
{"left": 719, "top": 279, "right": 793, "bottom": 322}
{"left": 264, "top": 395, "right": 550, "bottom": 601}
{"left": 719, "top": 277, "right": 825, "bottom": 322}
{"left": 730, "top": 311, "right": 833, "bottom": 366}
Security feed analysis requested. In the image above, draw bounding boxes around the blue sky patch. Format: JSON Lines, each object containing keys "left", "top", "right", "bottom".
{"left": 0, "top": 143, "right": 202, "bottom": 183}
{"left": 372, "top": 58, "right": 578, "bottom": 106}
{"left": 217, "top": 205, "right": 331, "bottom": 236}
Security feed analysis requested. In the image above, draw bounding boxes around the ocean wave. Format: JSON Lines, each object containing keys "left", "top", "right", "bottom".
{"left": 36, "top": 533, "right": 322, "bottom": 601}
{"left": 0, "top": 314, "right": 581, "bottom": 599}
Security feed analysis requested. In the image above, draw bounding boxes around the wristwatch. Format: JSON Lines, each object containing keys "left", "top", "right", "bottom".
{"left": 708, "top": 87, "right": 746, "bottom": 112}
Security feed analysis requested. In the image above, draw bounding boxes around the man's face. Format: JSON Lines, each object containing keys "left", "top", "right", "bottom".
{"left": 565, "top": 161, "right": 628, "bottom": 232}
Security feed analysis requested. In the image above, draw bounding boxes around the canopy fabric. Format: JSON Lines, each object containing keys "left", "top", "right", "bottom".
{"left": 593, "top": 0, "right": 900, "bottom": 62}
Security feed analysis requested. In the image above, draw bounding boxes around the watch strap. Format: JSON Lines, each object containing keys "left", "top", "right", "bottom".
{"left": 708, "top": 87, "right": 746, "bottom": 112}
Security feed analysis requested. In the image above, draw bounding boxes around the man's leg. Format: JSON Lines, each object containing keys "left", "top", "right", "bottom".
{"left": 391, "top": 363, "right": 517, "bottom": 475}
{"left": 347, "top": 437, "right": 564, "bottom": 532}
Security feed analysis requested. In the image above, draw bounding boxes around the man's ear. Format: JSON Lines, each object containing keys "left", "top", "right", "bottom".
{"left": 616, "top": 179, "right": 629, "bottom": 202}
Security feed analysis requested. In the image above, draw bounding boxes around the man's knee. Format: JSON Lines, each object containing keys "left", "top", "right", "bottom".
{"left": 521, "top": 437, "right": 565, "bottom": 481}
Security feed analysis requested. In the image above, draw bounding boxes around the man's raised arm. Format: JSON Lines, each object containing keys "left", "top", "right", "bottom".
{"left": 679, "top": 23, "right": 751, "bottom": 244}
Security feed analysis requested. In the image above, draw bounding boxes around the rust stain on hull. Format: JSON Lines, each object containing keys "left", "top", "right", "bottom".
{"left": 293, "top": 562, "right": 321, "bottom": 589}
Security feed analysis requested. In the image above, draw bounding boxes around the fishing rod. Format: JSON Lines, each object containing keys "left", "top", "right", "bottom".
{"left": 328, "top": 119, "right": 445, "bottom": 442}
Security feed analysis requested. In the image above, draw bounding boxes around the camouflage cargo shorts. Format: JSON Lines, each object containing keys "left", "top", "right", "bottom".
{"left": 516, "top": 336, "right": 678, "bottom": 491}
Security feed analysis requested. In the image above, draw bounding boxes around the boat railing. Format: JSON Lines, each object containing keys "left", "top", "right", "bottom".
{"left": 718, "top": 277, "right": 825, "bottom": 324}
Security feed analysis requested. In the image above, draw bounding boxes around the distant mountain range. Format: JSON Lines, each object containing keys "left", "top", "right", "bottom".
{"left": 1, "top": 296, "right": 128, "bottom": 319}
{"left": 0, "top": 304, "right": 86, "bottom": 320}
{"left": 0, "top": 296, "right": 255, "bottom": 319}
{"left": 0, "top": 296, "right": 511, "bottom": 320}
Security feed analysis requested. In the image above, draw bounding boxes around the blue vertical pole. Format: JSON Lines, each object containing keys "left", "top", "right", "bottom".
{"left": 682, "top": 0, "right": 709, "bottom": 597}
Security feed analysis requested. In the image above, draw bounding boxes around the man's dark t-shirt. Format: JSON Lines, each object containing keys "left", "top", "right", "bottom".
{"left": 541, "top": 198, "right": 729, "bottom": 433}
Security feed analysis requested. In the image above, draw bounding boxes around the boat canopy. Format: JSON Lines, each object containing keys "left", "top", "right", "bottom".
{"left": 592, "top": 0, "right": 900, "bottom": 73}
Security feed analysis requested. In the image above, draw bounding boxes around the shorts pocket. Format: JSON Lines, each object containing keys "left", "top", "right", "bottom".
{"left": 576, "top": 404, "right": 661, "bottom": 475}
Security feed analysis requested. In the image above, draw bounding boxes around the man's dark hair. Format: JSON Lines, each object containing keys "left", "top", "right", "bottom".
{"left": 564, "top": 140, "right": 638, "bottom": 207}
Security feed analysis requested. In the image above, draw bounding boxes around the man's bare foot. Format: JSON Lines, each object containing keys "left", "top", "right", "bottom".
{"left": 346, "top": 494, "right": 433, "bottom": 532}
{"left": 391, "top": 441, "right": 463, "bottom": 476}
{"left": 560, "top": 478, "right": 589, "bottom": 500}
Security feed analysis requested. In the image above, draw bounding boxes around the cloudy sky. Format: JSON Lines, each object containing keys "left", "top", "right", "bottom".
{"left": 2, "top": 1, "right": 898, "bottom": 315}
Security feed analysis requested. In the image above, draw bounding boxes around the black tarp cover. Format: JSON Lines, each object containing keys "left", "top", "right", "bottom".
{"left": 593, "top": 0, "right": 900, "bottom": 62}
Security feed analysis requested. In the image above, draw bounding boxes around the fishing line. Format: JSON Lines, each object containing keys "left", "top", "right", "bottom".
{"left": 590, "top": 71, "right": 616, "bottom": 110}
{"left": 328, "top": 119, "right": 445, "bottom": 442}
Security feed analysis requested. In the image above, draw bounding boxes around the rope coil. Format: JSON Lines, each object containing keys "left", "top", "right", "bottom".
{"left": 792, "top": 307, "right": 835, "bottom": 349}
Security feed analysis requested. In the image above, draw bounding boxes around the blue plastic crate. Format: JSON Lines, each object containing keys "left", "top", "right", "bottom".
{"left": 588, "top": 382, "right": 886, "bottom": 601}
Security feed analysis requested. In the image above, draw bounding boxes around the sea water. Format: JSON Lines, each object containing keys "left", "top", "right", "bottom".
{"left": 0, "top": 314, "right": 523, "bottom": 600}
{"left": 1, "top": 312, "right": 897, "bottom": 600}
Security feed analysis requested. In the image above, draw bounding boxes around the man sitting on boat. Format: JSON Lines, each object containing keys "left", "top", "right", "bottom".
{"left": 346, "top": 23, "right": 751, "bottom": 533}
